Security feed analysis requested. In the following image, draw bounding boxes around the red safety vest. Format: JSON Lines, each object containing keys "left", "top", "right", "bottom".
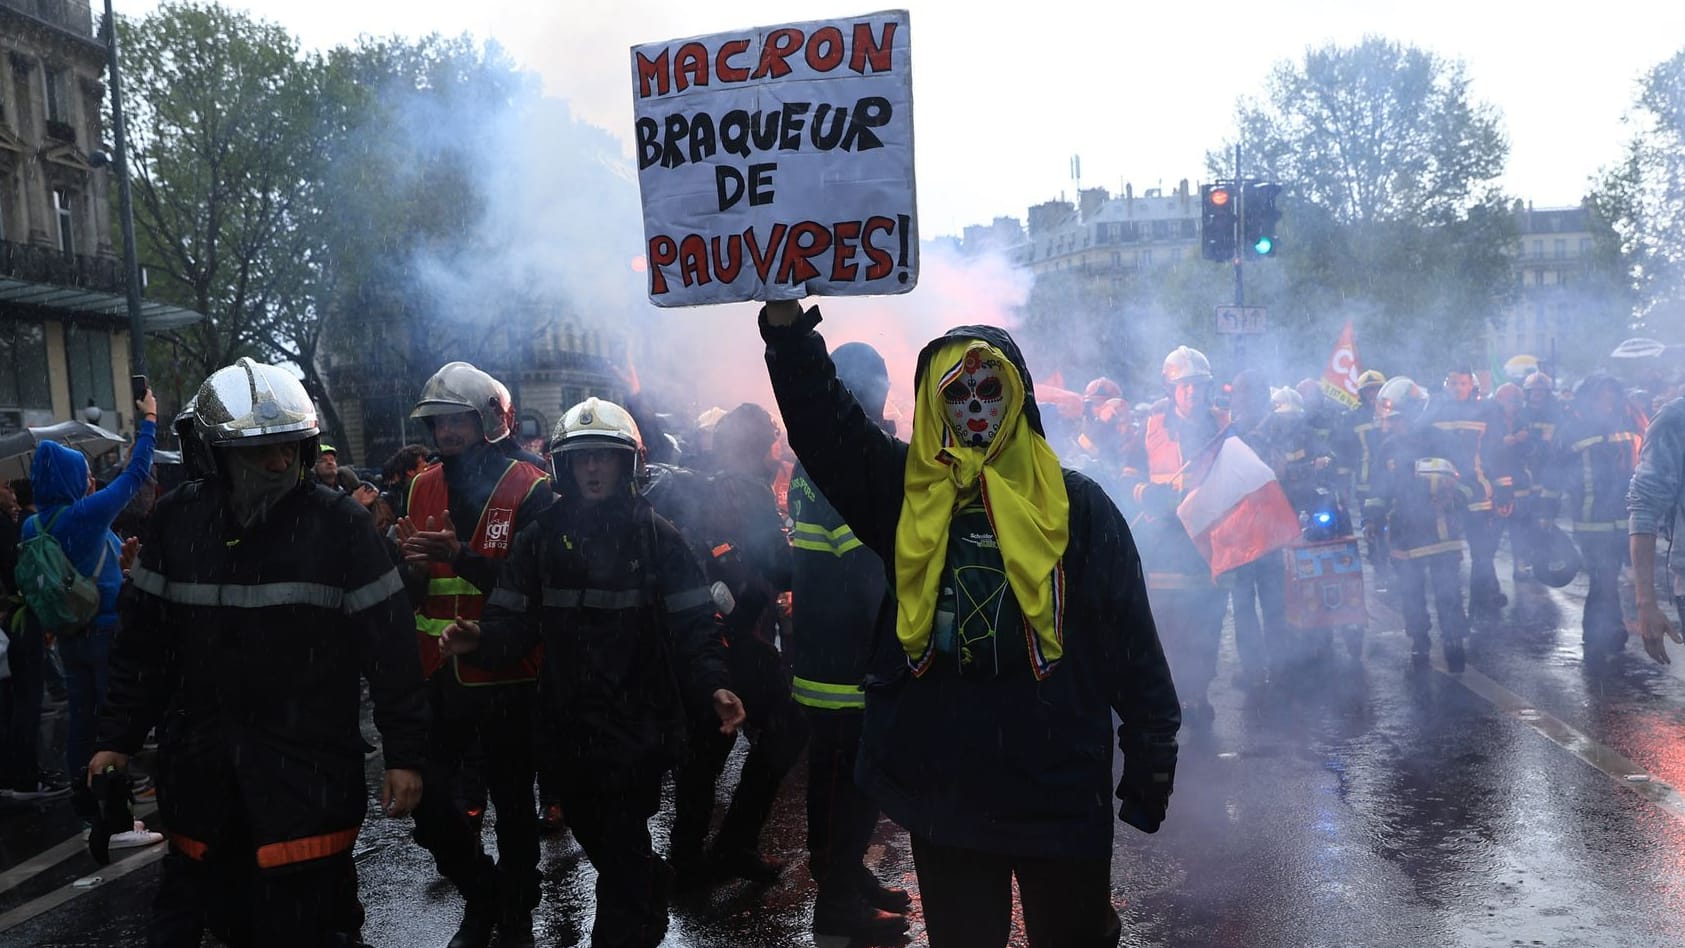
{"left": 408, "top": 459, "right": 548, "bottom": 685}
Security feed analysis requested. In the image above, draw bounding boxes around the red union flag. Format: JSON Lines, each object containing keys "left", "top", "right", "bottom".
{"left": 1320, "top": 321, "right": 1362, "bottom": 409}
{"left": 1176, "top": 436, "right": 1303, "bottom": 578}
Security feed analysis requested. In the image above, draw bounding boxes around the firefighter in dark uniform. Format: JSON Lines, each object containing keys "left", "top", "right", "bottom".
{"left": 786, "top": 342, "right": 910, "bottom": 941}
{"left": 1522, "top": 372, "right": 1566, "bottom": 568}
{"left": 1366, "top": 377, "right": 1471, "bottom": 670}
{"left": 1484, "top": 383, "right": 1537, "bottom": 584}
{"left": 1121, "top": 346, "right": 1228, "bottom": 722}
{"left": 91, "top": 358, "right": 429, "bottom": 948}
{"left": 397, "top": 361, "right": 553, "bottom": 948}
{"left": 1341, "top": 371, "right": 1391, "bottom": 586}
{"left": 1555, "top": 373, "right": 1645, "bottom": 659}
{"left": 668, "top": 403, "right": 807, "bottom": 887}
{"left": 441, "top": 397, "right": 746, "bottom": 948}
{"left": 1426, "top": 367, "right": 1501, "bottom": 619}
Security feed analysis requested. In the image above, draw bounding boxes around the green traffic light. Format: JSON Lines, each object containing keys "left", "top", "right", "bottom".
{"left": 1254, "top": 236, "right": 1273, "bottom": 254}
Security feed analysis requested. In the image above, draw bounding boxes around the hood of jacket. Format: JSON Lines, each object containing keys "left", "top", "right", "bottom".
{"left": 30, "top": 440, "right": 89, "bottom": 506}
{"left": 912, "top": 325, "right": 1046, "bottom": 438}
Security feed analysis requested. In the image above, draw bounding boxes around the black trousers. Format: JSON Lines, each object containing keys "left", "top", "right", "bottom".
{"left": 909, "top": 835, "right": 1121, "bottom": 948}
{"left": 411, "top": 677, "right": 539, "bottom": 917}
{"left": 1395, "top": 551, "right": 1468, "bottom": 644}
{"left": 803, "top": 708, "right": 879, "bottom": 901}
{"left": 562, "top": 768, "right": 671, "bottom": 948}
{"left": 1578, "top": 531, "right": 1629, "bottom": 651}
{"left": 0, "top": 609, "right": 45, "bottom": 790}
{"left": 149, "top": 811, "right": 362, "bottom": 947}
{"left": 1229, "top": 556, "right": 1289, "bottom": 674}
{"left": 1150, "top": 586, "right": 1227, "bottom": 704}
{"left": 1465, "top": 510, "right": 1503, "bottom": 608}
{"left": 671, "top": 639, "right": 807, "bottom": 859}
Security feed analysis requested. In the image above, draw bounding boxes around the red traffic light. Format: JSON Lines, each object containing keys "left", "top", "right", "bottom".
{"left": 1209, "top": 188, "right": 1231, "bottom": 207}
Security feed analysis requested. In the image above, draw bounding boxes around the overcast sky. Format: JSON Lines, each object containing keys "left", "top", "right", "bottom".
{"left": 129, "top": 0, "right": 1685, "bottom": 236}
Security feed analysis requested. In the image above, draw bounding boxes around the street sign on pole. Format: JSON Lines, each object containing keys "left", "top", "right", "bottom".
{"left": 1214, "top": 305, "right": 1267, "bottom": 335}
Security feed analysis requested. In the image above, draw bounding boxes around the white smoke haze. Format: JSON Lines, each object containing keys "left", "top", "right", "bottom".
{"left": 372, "top": 47, "right": 1036, "bottom": 436}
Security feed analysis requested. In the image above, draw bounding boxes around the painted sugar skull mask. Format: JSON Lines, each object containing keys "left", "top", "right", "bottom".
{"left": 940, "top": 348, "right": 1011, "bottom": 448}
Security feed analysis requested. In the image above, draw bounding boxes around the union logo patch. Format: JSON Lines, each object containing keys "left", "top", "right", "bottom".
{"left": 483, "top": 508, "right": 515, "bottom": 550}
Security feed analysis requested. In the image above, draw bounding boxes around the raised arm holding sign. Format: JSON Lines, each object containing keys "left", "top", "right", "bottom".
{"left": 631, "top": 10, "right": 917, "bottom": 305}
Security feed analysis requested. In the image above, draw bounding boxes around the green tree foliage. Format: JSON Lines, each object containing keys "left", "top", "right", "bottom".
{"left": 118, "top": 2, "right": 328, "bottom": 408}
{"left": 1591, "top": 48, "right": 1685, "bottom": 335}
{"left": 1209, "top": 37, "right": 1516, "bottom": 378}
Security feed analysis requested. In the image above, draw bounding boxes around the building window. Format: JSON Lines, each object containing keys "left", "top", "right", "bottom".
{"left": 0, "top": 320, "right": 52, "bottom": 410}
{"left": 1579, "top": 238, "right": 1592, "bottom": 255}
{"left": 53, "top": 190, "right": 75, "bottom": 255}
{"left": 1554, "top": 239, "right": 1566, "bottom": 259}
{"left": 1139, "top": 249, "right": 1153, "bottom": 268}
{"left": 64, "top": 323, "right": 114, "bottom": 410}
{"left": 1531, "top": 239, "right": 1543, "bottom": 259}
{"left": 44, "top": 68, "right": 65, "bottom": 123}
{"left": 1151, "top": 220, "right": 1170, "bottom": 239}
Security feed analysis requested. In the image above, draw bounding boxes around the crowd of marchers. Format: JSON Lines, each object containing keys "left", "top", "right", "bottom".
{"left": 2, "top": 306, "right": 1682, "bottom": 948}
{"left": 1043, "top": 346, "right": 1678, "bottom": 720}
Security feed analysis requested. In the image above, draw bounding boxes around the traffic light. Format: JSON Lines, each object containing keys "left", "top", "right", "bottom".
{"left": 1200, "top": 183, "right": 1237, "bottom": 262}
{"left": 1243, "top": 182, "right": 1282, "bottom": 257}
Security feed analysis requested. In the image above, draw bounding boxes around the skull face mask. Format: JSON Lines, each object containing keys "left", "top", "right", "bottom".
{"left": 940, "top": 349, "right": 1008, "bottom": 447}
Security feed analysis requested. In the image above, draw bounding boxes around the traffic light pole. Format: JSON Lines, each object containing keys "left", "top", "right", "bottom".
{"left": 1233, "top": 144, "right": 1244, "bottom": 308}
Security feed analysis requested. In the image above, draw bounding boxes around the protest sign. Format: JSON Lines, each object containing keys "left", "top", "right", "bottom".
{"left": 631, "top": 10, "right": 917, "bottom": 306}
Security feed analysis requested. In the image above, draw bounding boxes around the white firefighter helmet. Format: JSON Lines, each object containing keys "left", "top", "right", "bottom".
{"left": 1270, "top": 386, "right": 1305, "bottom": 416}
{"left": 1161, "top": 346, "right": 1213, "bottom": 386}
{"left": 192, "top": 358, "right": 320, "bottom": 449}
{"left": 1375, "top": 377, "right": 1428, "bottom": 421}
{"left": 551, "top": 397, "right": 645, "bottom": 482}
{"left": 409, "top": 361, "right": 513, "bottom": 443}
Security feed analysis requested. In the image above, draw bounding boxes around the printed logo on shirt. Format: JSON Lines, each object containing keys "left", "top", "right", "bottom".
{"left": 483, "top": 507, "right": 515, "bottom": 550}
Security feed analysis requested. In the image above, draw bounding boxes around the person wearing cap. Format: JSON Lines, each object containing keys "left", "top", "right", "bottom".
{"left": 311, "top": 443, "right": 361, "bottom": 493}
{"left": 759, "top": 300, "right": 1178, "bottom": 948}
{"left": 440, "top": 397, "right": 745, "bottom": 948}
{"left": 89, "top": 358, "right": 427, "bottom": 947}
{"left": 397, "top": 361, "right": 553, "bottom": 948}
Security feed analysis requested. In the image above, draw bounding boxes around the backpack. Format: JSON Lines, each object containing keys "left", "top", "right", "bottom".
{"left": 13, "top": 509, "right": 108, "bottom": 632}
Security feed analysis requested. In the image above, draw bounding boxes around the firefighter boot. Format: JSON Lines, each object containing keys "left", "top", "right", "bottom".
{"left": 813, "top": 889, "right": 909, "bottom": 941}
{"left": 853, "top": 865, "right": 912, "bottom": 913}
{"left": 445, "top": 902, "right": 496, "bottom": 948}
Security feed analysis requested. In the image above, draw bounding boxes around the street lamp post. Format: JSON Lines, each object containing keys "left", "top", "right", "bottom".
{"left": 101, "top": 0, "right": 146, "bottom": 376}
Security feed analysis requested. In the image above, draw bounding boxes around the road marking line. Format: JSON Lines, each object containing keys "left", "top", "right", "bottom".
{"left": 0, "top": 800, "right": 156, "bottom": 898}
{"left": 1431, "top": 655, "right": 1685, "bottom": 821}
{"left": 1368, "top": 590, "right": 1685, "bottom": 821}
{"left": 0, "top": 841, "right": 166, "bottom": 935}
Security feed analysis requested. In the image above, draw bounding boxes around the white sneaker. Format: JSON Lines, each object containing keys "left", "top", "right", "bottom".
{"left": 108, "top": 821, "right": 164, "bottom": 849}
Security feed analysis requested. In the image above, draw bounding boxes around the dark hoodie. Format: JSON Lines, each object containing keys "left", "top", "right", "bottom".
{"left": 22, "top": 420, "right": 156, "bottom": 630}
{"left": 762, "top": 307, "right": 1180, "bottom": 860}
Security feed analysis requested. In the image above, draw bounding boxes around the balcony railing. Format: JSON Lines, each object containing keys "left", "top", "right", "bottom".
{"left": 0, "top": 238, "right": 123, "bottom": 294}
{"left": 0, "top": 0, "right": 95, "bottom": 36}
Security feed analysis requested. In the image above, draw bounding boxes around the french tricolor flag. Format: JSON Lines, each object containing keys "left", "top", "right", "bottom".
{"left": 1175, "top": 435, "right": 1303, "bottom": 578}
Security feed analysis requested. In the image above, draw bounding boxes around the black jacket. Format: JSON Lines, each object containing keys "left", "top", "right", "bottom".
{"left": 99, "top": 480, "right": 428, "bottom": 846}
{"left": 471, "top": 493, "right": 730, "bottom": 784}
{"left": 787, "top": 460, "right": 889, "bottom": 711}
{"left": 762, "top": 306, "right": 1180, "bottom": 860}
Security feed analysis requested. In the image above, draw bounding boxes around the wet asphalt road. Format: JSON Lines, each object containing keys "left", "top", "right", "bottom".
{"left": 6, "top": 555, "right": 1685, "bottom": 947}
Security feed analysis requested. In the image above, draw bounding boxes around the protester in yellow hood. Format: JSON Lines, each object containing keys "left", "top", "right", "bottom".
{"left": 760, "top": 299, "right": 1181, "bottom": 948}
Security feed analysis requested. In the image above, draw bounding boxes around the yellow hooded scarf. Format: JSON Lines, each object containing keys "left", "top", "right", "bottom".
{"left": 894, "top": 338, "right": 1071, "bottom": 679}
